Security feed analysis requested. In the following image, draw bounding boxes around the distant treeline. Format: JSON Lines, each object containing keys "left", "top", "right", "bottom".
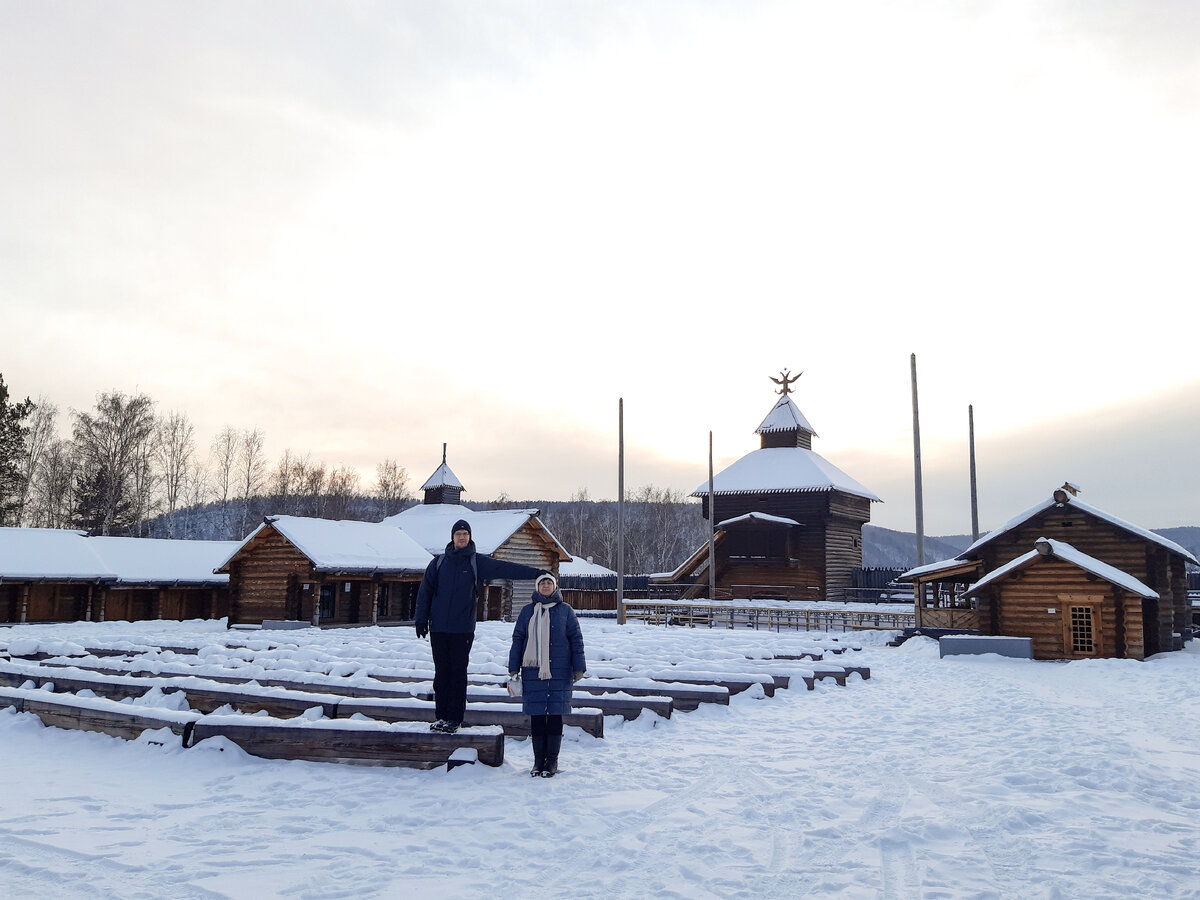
{"left": 5, "top": 378, "right": 1195, "bottom": 574}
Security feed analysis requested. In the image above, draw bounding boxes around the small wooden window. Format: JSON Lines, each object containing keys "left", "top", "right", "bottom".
{"left": 1068, "top": 605, "right": 1095, "bottom": 653}
{"left": 319, "top": 584, "right": 336, "bottom": 619}
{"left": 1061, "top": 596, "right": 1103, "bottom": 657}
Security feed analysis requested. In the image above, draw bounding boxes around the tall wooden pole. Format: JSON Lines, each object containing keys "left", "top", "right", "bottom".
{"left": 708, "top": 431, "right": 717, "bottom": 602}
{"left": 911, "top": 354, "right": 925, "bottom": 565}
{"left": 968, "top": 404, "right": 979, "bottom": 542}
{"left": 617, "top": 398, "right": 626, "bottom": 625}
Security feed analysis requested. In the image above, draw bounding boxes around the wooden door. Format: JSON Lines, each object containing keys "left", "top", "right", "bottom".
{"left": 1061, "top": 596, "right": 1103, "bottom": 658}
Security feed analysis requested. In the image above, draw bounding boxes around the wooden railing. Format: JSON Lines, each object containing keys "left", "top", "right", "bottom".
{"left": 622, "top": 601, "right": 916, "bottom": 632}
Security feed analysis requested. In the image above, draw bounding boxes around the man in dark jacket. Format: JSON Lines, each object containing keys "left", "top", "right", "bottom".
{"left": 415, "top": 518, "right": 543, "bottom": 733}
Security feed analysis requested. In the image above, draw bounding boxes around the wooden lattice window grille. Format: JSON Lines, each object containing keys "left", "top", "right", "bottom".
{"left": 1069, "top": 605, "right": 1095, "bottom": 654}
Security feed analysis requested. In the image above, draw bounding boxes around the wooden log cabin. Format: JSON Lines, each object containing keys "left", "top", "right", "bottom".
{"left": 0, "top": 527, "right": 234, "bottom": 624}
{"left": 669, "top": 378, "right": 880, "bottom": 601}
{"left": 217, "top": 516, "right": 432, "bottom": 627}
{"left": 381, "top": 454, "right": 570, "bottom": 620}
{"left": 902, "top": 487, "right": 1197, "bottom": 659}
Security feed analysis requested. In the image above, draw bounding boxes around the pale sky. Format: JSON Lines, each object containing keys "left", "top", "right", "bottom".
{"left": 3, "top": 0, "right": 1198, "bottom": 535}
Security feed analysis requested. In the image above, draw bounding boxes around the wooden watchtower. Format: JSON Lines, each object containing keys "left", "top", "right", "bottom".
{"left": 675, "top": 372, "right": 880, "bottom": 601}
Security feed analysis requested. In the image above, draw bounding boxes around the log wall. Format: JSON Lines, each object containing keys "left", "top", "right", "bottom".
{"left": 982, "top": 558, "right": 1132, "bottom": 659}
{"left": 229, "top": 528, "right": 314, "bottom": 625}
{"left": 494, "top": 527, "right": 561, "bottom": 620}
{"left": 981, "top": 508, "right": 1189, "bottom": 653}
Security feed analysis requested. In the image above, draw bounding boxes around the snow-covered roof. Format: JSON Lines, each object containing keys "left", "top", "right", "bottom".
{"left": 560, "top": 556, "right": 618, "bottom": 577}
{"left": 962, "top": 493, "right": 1198, "bottom": 565}
{"left": 420, "top": 462, "right": 463, "bottom": 492}
{"left": 0, "top": 529, "right": 236, "bottom": 586}
{"left": 382, "top": 504, "right": 548, "bottom": 556}
{"left": 755, "top": 395, "right": 817, "bottom": 437}
{"left": 691, "top": 447, "right": 880, "bottom": 501}
{"left": 899, "top": 556, "right": 981, "bottom": 581}
{"left": 218, "top": 516, "right": 432, "bottom": 575}
{"left": 716, "top": 512, "right": 801, "bottom": 529}
{"left": 964, "top": 537, "right": 1159, "bottom": 599}
{"left": 89, "top": 537, "right": 237, "bottom": 586}
{"left": 0, "top": 527, "right": 113, "bottom": 582}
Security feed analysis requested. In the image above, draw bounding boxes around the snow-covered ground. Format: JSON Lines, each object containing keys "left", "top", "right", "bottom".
{"left": 2, "top": 618, "right": 1199, "bottom": 900}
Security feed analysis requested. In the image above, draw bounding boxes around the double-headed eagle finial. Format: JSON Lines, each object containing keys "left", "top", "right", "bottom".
{"left": 770, "top": 369, "right": 802, "bottom": 396}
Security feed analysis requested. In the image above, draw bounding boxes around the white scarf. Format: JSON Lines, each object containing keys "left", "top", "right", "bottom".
{"left": 522, "top": 599, "right": 559, "bottom": 680}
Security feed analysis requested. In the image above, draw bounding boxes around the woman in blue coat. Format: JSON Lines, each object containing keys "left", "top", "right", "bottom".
{"left": 508, "top": 573, "right": 586, "bottom": 777}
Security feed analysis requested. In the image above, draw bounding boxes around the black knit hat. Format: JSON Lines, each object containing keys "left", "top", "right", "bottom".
{"left": 451, "top": 519, "right": 471, "bottom": 538}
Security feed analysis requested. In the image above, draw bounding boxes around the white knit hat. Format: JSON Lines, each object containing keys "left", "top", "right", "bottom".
{"left": 535, "top": 572, "right": 557, "bottom": 590}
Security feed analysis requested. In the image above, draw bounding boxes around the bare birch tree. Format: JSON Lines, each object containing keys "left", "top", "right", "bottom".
{"left": 210, "top": 427, "right": 239, "bottom": 539}
{"left": 375, "top": 458, "right": 409, "bottom": 517}
{"left": 29, "top": 438, "right": 78, "bottom": 528}
{"left": 156, "top": 411, "right": 195, "bottom": 538}
{"left": 237, "top": 427, "right": 267, "bottom": 537}
{"left": 17, "top": 397, "right": 57, "bottom": 526}
{"left": 326, "top": 465, "right": 359, "bottom": 520}
{"left": 71, "top": 391, "right": 156, "bottom": 535}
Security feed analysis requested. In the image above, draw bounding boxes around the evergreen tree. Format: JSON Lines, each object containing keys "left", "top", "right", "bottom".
{"left": 72, "top": 463, "right": 135, "bottom": 534}
{"left": 0, "top": 374, "right": 35, "bottom": 525}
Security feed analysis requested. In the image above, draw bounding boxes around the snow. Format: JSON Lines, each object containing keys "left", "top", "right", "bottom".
{"left": 961, "top": 493, "right": 1199, "bottom": 566}
{"left": 89, "top": 536, "right": 238, "bottom": 585}
{"left": 715, "top": 511, "right": 801, "bottom": 528}
{"left": 219, "top": 516, "right": 432, "bottom": 574}
{"left": 966, "top": 537, "right": 1159, "bottom": 599}
{"left": 690, "top": 447, "right": 881, "bottom": 502}
{"left": 755, "top": 394, "right": 817, "bottom": 437}
{"left": 0, "top": 529, "right": 236, "bottom": 585}
{"left": 420, "top": 461, "right": 463, "bottom": 491}
{"left": 1, "top": 618, "right": 1199, "bottom": 899}
{"left": 0, "top": 526, "right": 112, "bottom": 581}
{"left": 382, "top": 503, "right": 546, "bottom": 556}
{"left": 561, "top": 556, "right": 618, "bottom": 577}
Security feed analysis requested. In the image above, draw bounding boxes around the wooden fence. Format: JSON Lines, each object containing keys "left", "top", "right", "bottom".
{"left": 622, "top": 601, "right": 916, "bottom": 632}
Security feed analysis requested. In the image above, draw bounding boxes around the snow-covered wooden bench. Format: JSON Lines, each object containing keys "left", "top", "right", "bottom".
{"left": 0, "top": 660, "right": 604, "bottom": 738}
{"left": 0, "top": 683, "right": 504, "bottom": 768}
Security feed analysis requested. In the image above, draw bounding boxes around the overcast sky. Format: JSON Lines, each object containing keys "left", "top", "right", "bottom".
{"left": 2, "top": 0, "right": 1198, "bottom": 535}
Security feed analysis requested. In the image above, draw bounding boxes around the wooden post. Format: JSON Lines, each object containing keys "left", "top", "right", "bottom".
{"left": 371, "top": 578, "right": 379, "bottom": 626}
{"left": 617, "top": 398, "right": 626, "bottom": 625}
{"left": 910, "top": 353, "right": 925, "bottom": 566}
{"left": 968, "top": 404, "right": 979, "bottom": 543}
{"left": 312, "top": 579, "right": 322, "bottom": 628}
{"left": 97, "top": 588, "right": 106, "bottom": 623}
{"left": 19, "top": 584, "right": 29, "bottom": 624}
{"left": 85, "top": 584, "right": 94, "bottom": 622}
{"left": 157, "top": 587, "right": 165, "bottom": 620}
{"left": 708, "top": 430, "right": 716, "bottom": 602}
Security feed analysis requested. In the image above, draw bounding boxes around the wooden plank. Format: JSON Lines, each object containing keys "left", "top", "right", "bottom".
{"left": 573, "top": 680, "right": 729, "bottom": 711}
{"left": 0, "top": 660, "right": 600, "bottom": 739}
{"left": 0, "top": 686, "right": 197, "bottom": 740}
{"left": 188, "top": 719, "right": 504, "bottom": 768}
{"left": 0, "top": 683, "right": 504, "bottom": 768}
{"left": 338, "top": 697, "right": 605, "bottom": 738}
{"left": 459, "top": 688, "right": 672, "bottom": 722}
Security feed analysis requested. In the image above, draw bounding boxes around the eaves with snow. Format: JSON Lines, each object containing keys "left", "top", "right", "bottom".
{"left": 216, "top": 516, "right": 432, "bottom": 575}
{"left": 381, "top": 503, "right": 569, "bottom": 561}
{"left": 961, "top": 493, "right": 1198, "bottom": 566}
{"left": 0, "top": 527, "right": 113, "bottom": 582}
{"left": 0, "top": 528, "right": 234, "bottom": 586}
{"left": 691, "top": 447, "right": 880, "bottom": 501}
{"left": 963, "top": 537, "right": 1159, "bottom": 599}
